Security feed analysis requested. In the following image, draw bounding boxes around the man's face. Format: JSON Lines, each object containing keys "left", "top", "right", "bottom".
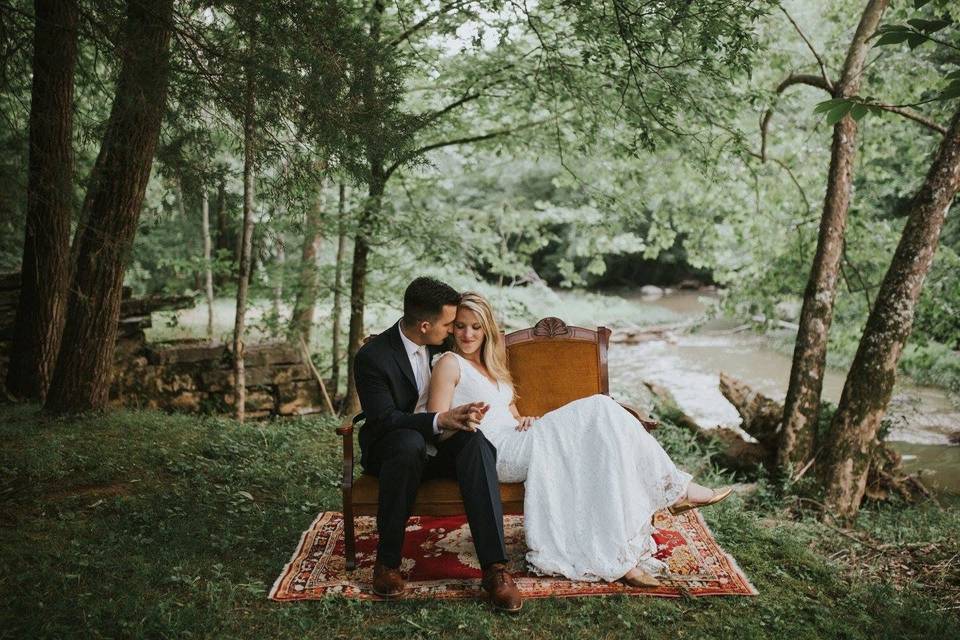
{"left": 420, "top": 305, "right": 457, "bottom": 346}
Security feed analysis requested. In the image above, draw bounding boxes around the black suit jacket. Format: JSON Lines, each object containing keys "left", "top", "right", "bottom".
{"left": 354, "top": 322, "right": 447, "bottom": 469}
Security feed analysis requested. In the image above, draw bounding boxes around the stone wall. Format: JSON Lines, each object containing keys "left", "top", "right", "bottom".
{"left": 0, "top": 272, "right": 326, "bottom": 417}
{"left": 113, "top": 340, "right": 326, "bottom": 417}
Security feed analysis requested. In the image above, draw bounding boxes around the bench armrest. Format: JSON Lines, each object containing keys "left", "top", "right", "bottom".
{"left": 618, "top": 402, "right": 659, "bottom": 431}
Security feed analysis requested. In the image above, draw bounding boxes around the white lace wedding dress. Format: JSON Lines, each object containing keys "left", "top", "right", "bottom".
{"left": 430, "top": 352, "right": 692, "bottom": 582}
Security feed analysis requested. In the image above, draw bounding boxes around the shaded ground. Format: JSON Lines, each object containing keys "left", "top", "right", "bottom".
{"left": 0, "top": 404, "right": 957, "bottom": 639}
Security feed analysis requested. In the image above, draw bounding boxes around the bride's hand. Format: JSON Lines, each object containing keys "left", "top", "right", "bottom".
{"left": 515, "top": 416, "right": 538, "bottom": 431}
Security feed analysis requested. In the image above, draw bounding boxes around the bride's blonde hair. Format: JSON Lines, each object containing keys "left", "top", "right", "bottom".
{"left": 456, "top": 292, "right": 513, "bottom": 387}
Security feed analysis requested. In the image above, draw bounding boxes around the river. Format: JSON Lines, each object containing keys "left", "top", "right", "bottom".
{"left": 599, "top": 290, "right": 960, "bottom": 495}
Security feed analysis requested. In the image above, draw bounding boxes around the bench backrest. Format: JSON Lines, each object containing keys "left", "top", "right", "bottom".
{"left": 504, "top": 317, "right": 610, "bottom": 417}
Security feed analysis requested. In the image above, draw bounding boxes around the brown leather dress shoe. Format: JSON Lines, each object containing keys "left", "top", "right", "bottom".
{"left": 372, "top": 562, "right": 406, "bottom": 598}
{"left": 481, "top": 563, "right": 523, "bottom": 613}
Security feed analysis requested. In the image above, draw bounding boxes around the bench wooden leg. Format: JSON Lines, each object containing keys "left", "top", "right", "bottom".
{"left": 343, "top": 494, "right": 357, "bottom": 571}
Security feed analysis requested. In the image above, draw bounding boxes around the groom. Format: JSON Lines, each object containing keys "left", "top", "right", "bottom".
{"left": 353, "top": 277, "right": 522, "bottom": 612}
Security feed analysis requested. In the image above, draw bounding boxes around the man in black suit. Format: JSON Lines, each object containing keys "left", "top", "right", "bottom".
{"left": 353, "top": 277, "right": 522, "bottom": 612}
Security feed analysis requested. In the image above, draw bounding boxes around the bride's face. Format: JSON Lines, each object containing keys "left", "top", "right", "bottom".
{"left": 453, "top": 308, "right": 485, "bottom": 356}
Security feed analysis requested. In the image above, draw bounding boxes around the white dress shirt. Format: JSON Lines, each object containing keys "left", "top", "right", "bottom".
{"left": 397, "top": 325, "right": 442, "bottom": 444}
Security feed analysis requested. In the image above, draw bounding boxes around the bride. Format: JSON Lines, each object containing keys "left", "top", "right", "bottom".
{"left": 421, "top": 292, "right": 732, "bottom": 587}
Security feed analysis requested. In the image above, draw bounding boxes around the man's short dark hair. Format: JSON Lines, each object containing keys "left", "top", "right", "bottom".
{"left": 402, "top": 277, "right": 460, "bottom": 326}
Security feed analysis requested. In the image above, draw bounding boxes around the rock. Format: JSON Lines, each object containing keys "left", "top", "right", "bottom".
{"left": 168, "top": 391, "right": 202, "bottom": 412}
{"left": 676, "top": 279, "right": 703, "bottom": 290}
{"left": 243, "top": 343, "right": 302, "bottom": 367}
{"left": 277, "top": 381, "right": 324, "bottom": 415}
{"left": 639, "top": 285, "right": 664, "bottom": 299}
{"left": 147, "top": 342, "right": 227, "bottom": 365}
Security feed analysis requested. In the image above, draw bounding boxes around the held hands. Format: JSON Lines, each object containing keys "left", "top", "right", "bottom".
{"left": 438, "top": 401, "right": 489, "bottom": 433}
{"left": 515, "top": 416, "right": 539, "bottom": 431}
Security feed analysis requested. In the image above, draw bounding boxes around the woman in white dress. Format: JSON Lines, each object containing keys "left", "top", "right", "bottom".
{"left": 423, "top": 292, "right": 732, "bottom": 587}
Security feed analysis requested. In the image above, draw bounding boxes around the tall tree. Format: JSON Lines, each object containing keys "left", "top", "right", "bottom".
{"left": 288, "top": 179, "right": 325, "bottom": 344}
{"left": 7, "top": 0, "right": 79, "bottom": 400}
{"left": 330, "top": 181, "right": 348, "bottom": 398}
{"left": 822, "top": 107, "right": 960, "bottom": 521}
{"left": 45, "top": 0, "right": 175, "bottom": 413}
{"left": 776, "top": 0, "right": 890, "bottom": 468}
{"left": 201, "top": 190, "right": 215, "bottom": 341}
{"left": 233, "top": 20, "right": 257, "bottom": 423}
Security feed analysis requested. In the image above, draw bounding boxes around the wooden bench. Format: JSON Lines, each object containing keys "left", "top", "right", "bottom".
{"left": 335, "top": 316, "right": 656, "bottom": 570}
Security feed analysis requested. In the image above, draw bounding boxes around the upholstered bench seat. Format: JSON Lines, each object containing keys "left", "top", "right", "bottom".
{"left": 351, "top": 474, "right": 525, "bottom": 516}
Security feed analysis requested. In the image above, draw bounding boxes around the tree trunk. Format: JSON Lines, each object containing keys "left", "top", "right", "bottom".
{"left": 344, "top": 176, "right": 383, "bottom": 415}
{"left": 7, "top": 0, "right": 79, "bottom": 400}
{"left": 233, "top": 35, "right": 257, "bottom": 423}
{"left": 331, "top": 181, "right": 347, "bottom": 398}
{"left": 271, "top": 236, "right": 285, "bottom": 325}
{"left": 44, "top": 0, "right": 174, "bottom": 413}
{"left": 344, "top": 1, "right": 386, "bottom": 416}
{"left": 822, "top": 106, "right": 960, "bottom": 522}
{"left": 201, "top": 190, "right": 215, "bottom": 342}
{"left": 289, "top": 181, "right": 325, "bottom": 344}
{"left": 214, "top": 178, "right": 230, "bottom": 287}
{"left": 777, "top": 0, "right": 889, "bottom": 468}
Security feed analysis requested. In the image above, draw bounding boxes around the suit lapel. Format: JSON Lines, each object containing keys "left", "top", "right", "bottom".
{"left": 388, "top": 323, "right": 418, "bottom": 392}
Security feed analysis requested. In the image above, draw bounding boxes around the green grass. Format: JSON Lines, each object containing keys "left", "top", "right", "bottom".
{"left": 1, "top": 404, "right": 957, "bottom": 639}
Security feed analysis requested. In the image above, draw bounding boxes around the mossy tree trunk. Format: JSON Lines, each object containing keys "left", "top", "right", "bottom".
{"left": 7, "top": 0, "right": 78, "bottom": 400}
{"left": 822, "top": 107, "right": 960, "bottom": 522}
{"left": 778, "top": 0, "right": 890, "bottom": 468}
{"left": 45, "top": 0, "right": 174, "bottom": 413}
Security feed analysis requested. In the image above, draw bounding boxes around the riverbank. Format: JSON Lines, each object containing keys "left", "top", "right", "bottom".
{"left": 1, "top": 404, "right": 957, "bottom": 638}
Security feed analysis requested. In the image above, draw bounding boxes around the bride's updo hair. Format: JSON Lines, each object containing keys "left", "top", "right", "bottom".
{"left": 457, "top": 292, "right": 514, "bottom": 387}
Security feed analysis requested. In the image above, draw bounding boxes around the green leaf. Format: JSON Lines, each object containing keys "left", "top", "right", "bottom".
{"left": 907, "top": 18, "right": 951, "bottom": 34}
{"left": 914, "top": 0, "right": 932, "bottom": 7}
{"left": 874, "top": 31, "right": 911, "bottom": 46}
{"left": 946, "top": 70, "right": 960, "bottom": 81}
{"left": 850, "top": 104, "right": 869, "bottom": 121}
{"left": 814, "top": 98, "right": 848, "bottom": 114}
{"left": 826, "top": 102, "right": 853, "bottom": 125}
{"left": 939, "top": 81, "right": 960, "bottom": 101}
{"left": 907, "top": 33, "right": 928, "bottom": 49}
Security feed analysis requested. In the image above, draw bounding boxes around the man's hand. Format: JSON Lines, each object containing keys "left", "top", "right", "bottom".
{"left": 438, "top": 401, "right": 489, "bottom": 433}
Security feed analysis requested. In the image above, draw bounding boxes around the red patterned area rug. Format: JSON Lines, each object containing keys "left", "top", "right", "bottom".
{"left": 269, "top": 511, "right": 757, "bottom": 601}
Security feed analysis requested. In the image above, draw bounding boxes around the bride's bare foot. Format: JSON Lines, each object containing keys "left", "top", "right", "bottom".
{"left": 620, "top": 567, "right": 660, "bottom": 588}
{"left": 683, "top": 482, "right": 716, "bottom": 503}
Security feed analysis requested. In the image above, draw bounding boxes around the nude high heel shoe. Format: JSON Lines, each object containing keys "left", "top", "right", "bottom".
{"left": 619, "top": 568, "right": 661, "bottom": 588}
{"left": 668, "top": 487, "right": 734, "bottom": 516}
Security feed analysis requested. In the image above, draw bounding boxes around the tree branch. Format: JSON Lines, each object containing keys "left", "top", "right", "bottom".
{"left": 385, "top": 113, "right": 561, "bottom": 179}
{"left": 872, "top": 104, "right": 947, "bottom": 135}
{"left": 760, "top": 73, "right": 834, "bottom": 161}
{"left": 388, "top": 0, "right": 471, "bottom": 48}
{"left": 779, "top": 5, "right": 834, "bottom": 92}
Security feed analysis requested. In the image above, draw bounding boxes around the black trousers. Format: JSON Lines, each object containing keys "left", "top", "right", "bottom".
{"left": 363, "top": 428, "right": 508, "bottom": 569}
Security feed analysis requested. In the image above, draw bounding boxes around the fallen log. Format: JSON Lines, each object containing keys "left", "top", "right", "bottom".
{"left": 719, "top": 372, "right": 781, "bottom": 450}
{"left": 643, "top": 380, "right": 772, "bottom": 473}
{"left": 718, "top": 372, "right": 930, "bottom": 503}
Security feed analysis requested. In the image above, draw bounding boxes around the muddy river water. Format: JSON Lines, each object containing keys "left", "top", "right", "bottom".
{"left": 601, "top": 291, "right": 960, "bottom": 495}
